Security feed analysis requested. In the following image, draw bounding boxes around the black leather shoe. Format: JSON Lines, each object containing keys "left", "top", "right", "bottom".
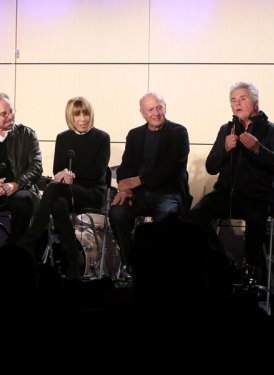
{"left": 61, "top": 275, "right": 82, "bottom": 287}
{"left": 65, "top": 265, "right": 81, "bottom": 281}
{"left": 241, "top": 262, "right": 257, "bottom": 289}
{"left": 119, "top": 264, "right": 132, "bottom": 281}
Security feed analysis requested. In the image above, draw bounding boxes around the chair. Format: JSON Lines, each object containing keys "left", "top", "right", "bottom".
{"left": 42, "top": 167, "right": 119, "bottom": 280}
{"left": 78, "top": 166, "right": 119, "bottom": 279}
{"left": 265, "top": 209, "right": 274, "bottom": 315}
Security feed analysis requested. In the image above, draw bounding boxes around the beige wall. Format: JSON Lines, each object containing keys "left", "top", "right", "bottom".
{"left": 2, "top": 0, "right": 274, "bottom": 206}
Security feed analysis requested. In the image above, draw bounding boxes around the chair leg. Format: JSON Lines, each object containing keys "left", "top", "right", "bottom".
{"left": 42, "top": 216, "right": 55, "bottom": 267}
{"left": 266, "top": 216, "right": 274, "bottom": 315}
{"left": 86, "top": 214, "right": 108, "bottom": 279}
{"left": 215, "top": 218, "right": 221, "bottom": 236}
{"left": 99, "top": 220, "right": 109, "bottom": 279}
{"left": 98, "top": 212, "right": 120, "bottom": 279}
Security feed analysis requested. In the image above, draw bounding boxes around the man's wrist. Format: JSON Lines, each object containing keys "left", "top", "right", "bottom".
{"left": 117, "top": 189, "right": 133, "bottom": 196}
{"left": 252, "top": 144, "right": 259, "bottom": 155}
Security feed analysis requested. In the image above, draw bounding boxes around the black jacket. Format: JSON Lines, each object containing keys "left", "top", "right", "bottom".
{"left": 206, "top": 111, "right": 274, "bottom": 200}
{"left": 6, "top": 124, "right": 43, "bottom": 192}
{"left": 117, "top": 118, "right": 190, "bottom": 207}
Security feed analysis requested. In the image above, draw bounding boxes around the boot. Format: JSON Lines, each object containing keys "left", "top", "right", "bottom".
{"left": 241, "top": 262, "right": 257, "bottom": 289}
{"left": 63, "top": 241, "right": 85, "bottom": 281}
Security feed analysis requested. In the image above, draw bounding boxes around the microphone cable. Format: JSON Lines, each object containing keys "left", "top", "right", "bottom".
{"left": 227, "top": 116, "right": 252, "bottom": 262}
{"left": 229, "top": 117, "right": 237, "bottom": 220}
{"left": 67, "top": 150, "right": 76, "bottom": 225}
{"left": 226, "top": 117, "right": 239, "bottom": 258}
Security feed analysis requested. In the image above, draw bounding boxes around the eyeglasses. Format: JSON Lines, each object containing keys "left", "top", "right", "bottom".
{"left": 0, "top": 108, "right": 16, "bottom": 118}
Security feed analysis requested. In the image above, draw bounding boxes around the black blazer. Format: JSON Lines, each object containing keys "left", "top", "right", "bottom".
{"left": 117, "top": 118, "right": 190, "bottom": 211}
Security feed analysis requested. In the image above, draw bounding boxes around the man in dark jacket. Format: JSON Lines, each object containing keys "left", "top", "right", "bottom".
{"left": 109, "top": 92, "right": 190, "bottom": 278}
{"left": 0, "top": 93, "right": 42, "bottom": 243}
{"left": 189, "top": 82, "right": 274, "bottom": 287}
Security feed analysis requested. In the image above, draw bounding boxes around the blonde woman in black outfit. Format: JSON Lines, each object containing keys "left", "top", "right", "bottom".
{"left": 20, "top": 97, "right": 110, "bottom": 280}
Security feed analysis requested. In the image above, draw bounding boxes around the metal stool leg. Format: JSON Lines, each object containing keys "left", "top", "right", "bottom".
{"left": 266, "top": 216, "right": 274, "bottom": 316}
{"left": 42, "top": 216, "right": 55, "bottom": 267}
{"left": 87, "top": 214, "right": 107, "bottom": 278}
{"left": 99, "top": 216, "right": 109, "bottom": 278}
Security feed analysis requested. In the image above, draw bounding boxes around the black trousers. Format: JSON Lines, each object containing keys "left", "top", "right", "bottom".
{"left": 189, "top": 190, "right": 269, "bottom": 268}
{"left": 19, "top": 181, "right": 101, "bottom": 279}
{"left": 109, "top": 192, "right": 181, "bottom": 266}
{"left": 3, "top": 189, "right": 40, "bottom": 243}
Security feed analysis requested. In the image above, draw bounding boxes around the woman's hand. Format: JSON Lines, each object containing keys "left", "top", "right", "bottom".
{"left": 54, "top": 169, "right": 75, "bottom": 184}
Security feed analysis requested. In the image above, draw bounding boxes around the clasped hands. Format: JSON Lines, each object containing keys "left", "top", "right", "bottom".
{"left": 111, "top": 176, "right": 141, "bottom": 206}
{"left": 54, "top": 169, "right": 75, "bottom": 184}
{"left": 0, "top": 178, "right": 18, "bottom": 197}
{"left": 225, "top": 128, "right": 259, "bottom": 154}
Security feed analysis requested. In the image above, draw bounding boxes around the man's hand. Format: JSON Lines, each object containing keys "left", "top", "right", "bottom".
{"left": 111, "top": 189, "right": 133, "bottom": 206}
{"left": 0, "top": 181, "right": 19, "bottom": 196}
{"left": 118, "top": 176, "right": 141, "bottom": 191}
{"left": 111, "top": 176, "right": 141, "bottom": 206}
{"left": 239, "top": 132, "right": 259, "bottom": 154}
{"left": 225, "top": 128, "right": 239, "bottom": 152}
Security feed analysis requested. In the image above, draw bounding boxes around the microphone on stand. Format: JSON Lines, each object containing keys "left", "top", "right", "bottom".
{"left": 67, "top": 149, "right": 75, "bottom": 173}
{"left": 67, "top": 150, "right": 76, "bottom": 217}
{"left": 61, "top": 151, "right": 75, "bottom": 183}
{"left": 229, "top": 116, "right": 240, "bottom": 216}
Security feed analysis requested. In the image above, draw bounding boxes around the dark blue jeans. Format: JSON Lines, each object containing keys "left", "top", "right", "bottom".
{"left": 109, "top": 192, "right": 181, "bottom": 266}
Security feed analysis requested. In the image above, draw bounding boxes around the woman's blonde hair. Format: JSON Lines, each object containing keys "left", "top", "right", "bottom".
{"left": 65, "top": 96, "right": 94, "bottom": 131}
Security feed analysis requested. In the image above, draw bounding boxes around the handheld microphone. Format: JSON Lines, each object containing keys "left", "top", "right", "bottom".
{"left": 67, "top": 150, "right": 75, "bottom": 173}
{"left": 232, "top": 115, "right": 239, "bottom": 134}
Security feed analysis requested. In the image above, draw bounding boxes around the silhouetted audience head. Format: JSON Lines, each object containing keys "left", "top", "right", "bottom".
{"left": 0, "top": 243, "right": 38, "bottom": 299}
{"left": 0, "top": 243, "right": 64, "bottom": 313}
{"left": 130, "top": 215, "right": 234, "bottom": 310}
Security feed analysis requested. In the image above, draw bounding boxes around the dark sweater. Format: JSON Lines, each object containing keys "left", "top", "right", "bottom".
{"left": 53, "top": 127, "right": 110, "bottom": 189}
